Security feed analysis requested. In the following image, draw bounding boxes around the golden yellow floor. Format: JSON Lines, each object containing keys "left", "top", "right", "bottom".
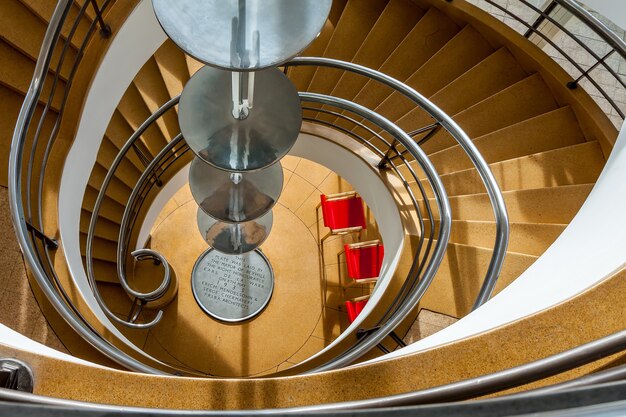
{"left": 136, "top": 156, "right": 377, "bottom": 377}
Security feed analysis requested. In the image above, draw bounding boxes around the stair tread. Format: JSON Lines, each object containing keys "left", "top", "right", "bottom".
{"left": 443, "top": 183, "right": 594, "bottom": 224}
{"left": 367, "top": 25, "right": 495, "bottom": 128}
{"left": 82, "top": 186, "right": 126, "bottom": 223}
{"left": 306, "top": 0, "right": 388, "bottom": 94}
{"left": 105, "top": 112, "right": 148, "bottom": 171}
{"left": 0, "top": 0, "right": 77, "bottom": 79}
{"left": 420, "top": 141, "right": 605, "bottom": 196}
{"left": 393, "top": 46, "right": 528, "bottom": 134}
{"left": 153, "top": 40, "right": 189, "bottom": 99}
{"left": 19, "top": 0, "right": 90, "bottom": 50}
{"left": 421, "top": 73, "right": 559, "bottom": 154}
{"left": 421, "top": 240, "right": 538, "bottom": 317}
{"left": 289, "top": 0, "right": 350, "bottom": 90}
{"left": 338, "top": 7, "right": 460, "bottom": 129}
{"left": 133, "top": 57, "right": 180, "bottom": 140}
{"left": 423, "top": 106, "right": 587, "bottom": 175}
{"left": 428, "top": 219, "right": 567, "bottom": 257}
{"left": 0, "top": 39, "right": 66, "bottom": 111}
{"left": 316, "top": 0, "right": 424, "bottom": 122}
{"left": 95, "top": 139, "right": 142, "bottom": 188}
{"left": 117, "top": 85, "right": 169, "bottom": 157}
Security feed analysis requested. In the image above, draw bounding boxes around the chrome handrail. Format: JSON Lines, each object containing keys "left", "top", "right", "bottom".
{"left": 8, "top": 0, "right": 167, "bottom": 374}
{"left": 300, "top": 93, "right": 451, "bottom": 371}
{"left": 85, "top": 96, "right": 180, "bottom": 329}
{"left": 113, "top": 97, "right": 442, "bottom": 371}
{"left": 286, "top": 57, "right": 510, "bottom": 311}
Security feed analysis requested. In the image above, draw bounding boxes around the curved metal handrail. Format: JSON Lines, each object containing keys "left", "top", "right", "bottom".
{"left": 300, "top": 93, "right": 450, "bottom": 371}
{"left": 85, "top": 96, "right": 180, "bottom": 329}
{"left": 286, "top": 57, "right": 510, "bottom": 311}
{"left": 8, "top": 0, "right": 167, "bottom": 374}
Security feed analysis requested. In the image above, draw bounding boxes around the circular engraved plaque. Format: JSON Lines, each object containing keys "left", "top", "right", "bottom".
{"left": 191, "top": 248, "right": 274, "bottom": 322}
{"left": 179, "top": 66, "right": 302, "bottom": 172}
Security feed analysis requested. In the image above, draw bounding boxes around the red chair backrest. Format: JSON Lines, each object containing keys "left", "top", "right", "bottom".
{"left": 345, "top": 299, "right": 368, "bottom": 323}
{"left": 345, "top": 243, "right": 384, "bottom": 279}
{"left": 320, "top": 194, "right": 366, "bottom": 230}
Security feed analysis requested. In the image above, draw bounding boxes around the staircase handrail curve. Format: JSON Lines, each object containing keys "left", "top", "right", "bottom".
{"left": 300, "top": 105, "right": 430, "bottom": 272}
{"left": 85, "top": 96, "right": 181, "bottom": 329}
{"left": 8, "top": 0, "right": 167, "bottom": 374}
{"left": 300, "top": 106, "right": 437, "bottom": 327}
{"left": 286, "top": 57, "right": 510, "bottom": 311}
{"left": 113, "top": 96, "right": 441, "bottom": 372}
{"left": 478, "top": 0, "right": 626, "bottom": 120}
{"left": 299, "top": 93, "right": 450, "bottom": 371}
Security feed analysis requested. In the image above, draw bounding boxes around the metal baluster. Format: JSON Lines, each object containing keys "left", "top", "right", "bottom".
{"left": 131, "top": 143, "right": 163, "bottom": 187}
{"left": 567, "top": 49, "right": 616, "bottom": 89}
{"left": 524, "top": 0, "right": 558, "bottom": 38}
{"left": 88, "top": 0, "right": 111, "bottom": 38}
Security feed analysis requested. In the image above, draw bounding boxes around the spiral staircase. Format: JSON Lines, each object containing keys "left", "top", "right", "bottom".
{"left": 1, "top": 0, "right": 626, "bottom": 415}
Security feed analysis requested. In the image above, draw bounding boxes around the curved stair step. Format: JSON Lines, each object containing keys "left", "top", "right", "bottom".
{"left": 117, "top": 85, "right": 170, "bottom": 156}
{"left": 95, "top": 138, "right": 142, "bottom": 188}
{"left": 419, "top": 141, "right": 604, "bottom": 197}
{"left": 105, "top": 112, "right": 150, "bottom": 171}
{"left": 153, "top": 40, "right": 190, "bottom": 100}
{"left": 288, "top": 0, "right": 350, "bottom": 91}
{"left": 0, "top": 0, "right": 77, "bottom": 79}
{"left": 314, "top": 0, "right": 424, "bottom": 122}
{"left": 429, "top": 220, "right": 567, "bottom": 257}
{"left": 364, "top": 25, "right": 494, "bottom": 128}
{"left": 333, "top": 6, "right": 460, "bottom": 130}
{"left": 443, "top": 184, "right": 594, "bottom": 224}
{"left": 421, "top": 73, "right": 559, "bottom": 154}
{"left": 19, "top": 0, "right": 90, "bottom": 48}
{"left": 88, "top": 163, "right": 133, "bottom": 206}
{"left": 422, "top": 242, "right": 538, "bottom": 317}
{"left": 184, "top": 55, "right": 203, "bottom": 77}
{"left": 392, "top": 46, "right": 528, "bottom": 135}
{"left": 306, "top": 0, "right": 389, "bottom": 94}
{"left": 80, "top": 233, "right": 117, "bottom": 263}
{"left": 82, "top": 186, "right": 126, "bottom": 223}
{"left": 417, "top": 106, "right": 587, "bottom": 176}
{"left": 133, "top": 57, "right": 180, "bottom": 140}
{"left": 0, "top": 39, "right": 66, "bottom": 111}
{"left": 80, "top": 214, "right": 121, "bottom": 243}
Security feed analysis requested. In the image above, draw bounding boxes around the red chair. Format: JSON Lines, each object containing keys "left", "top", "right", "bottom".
{"left": 317, "top": 191, "right": 366, "bottom": 242}
{"left": 344, "top": 295, "right": 369, "bottom": 323}
{"left": 344, "top": 240, "right": 384, "bottom": 287}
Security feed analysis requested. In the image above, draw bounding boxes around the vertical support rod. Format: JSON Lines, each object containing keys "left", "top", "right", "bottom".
{"left": 568, "top": 49, "right": 616, "bottom": 89}
{"left": 524, "top": 0, "right": 558, "bottom": 38}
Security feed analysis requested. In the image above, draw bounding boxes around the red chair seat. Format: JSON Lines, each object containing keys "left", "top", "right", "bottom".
{"left": 345, "top": 298, "right": 368, "bottom": 323}
{"left": 345, "top": 241, "right": 384, "bottom": 280}
{"left": 320, "top": 193, "right": 366, "bottom": 231}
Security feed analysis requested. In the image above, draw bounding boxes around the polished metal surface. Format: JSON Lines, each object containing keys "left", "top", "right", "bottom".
{"left": 189, "top": 158, "right": 283, "bottom": 223}
{"left": 191, "top": 248, "right": 274, "bottom": 322}
{"left": 152, "top": 0, "right": 332, "bottom": 70}
{"left": 197, "top": 207, "right": 272, "bottom": 255}
{"left": 179, "top": 66, "right": 301, "bottom": 171}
